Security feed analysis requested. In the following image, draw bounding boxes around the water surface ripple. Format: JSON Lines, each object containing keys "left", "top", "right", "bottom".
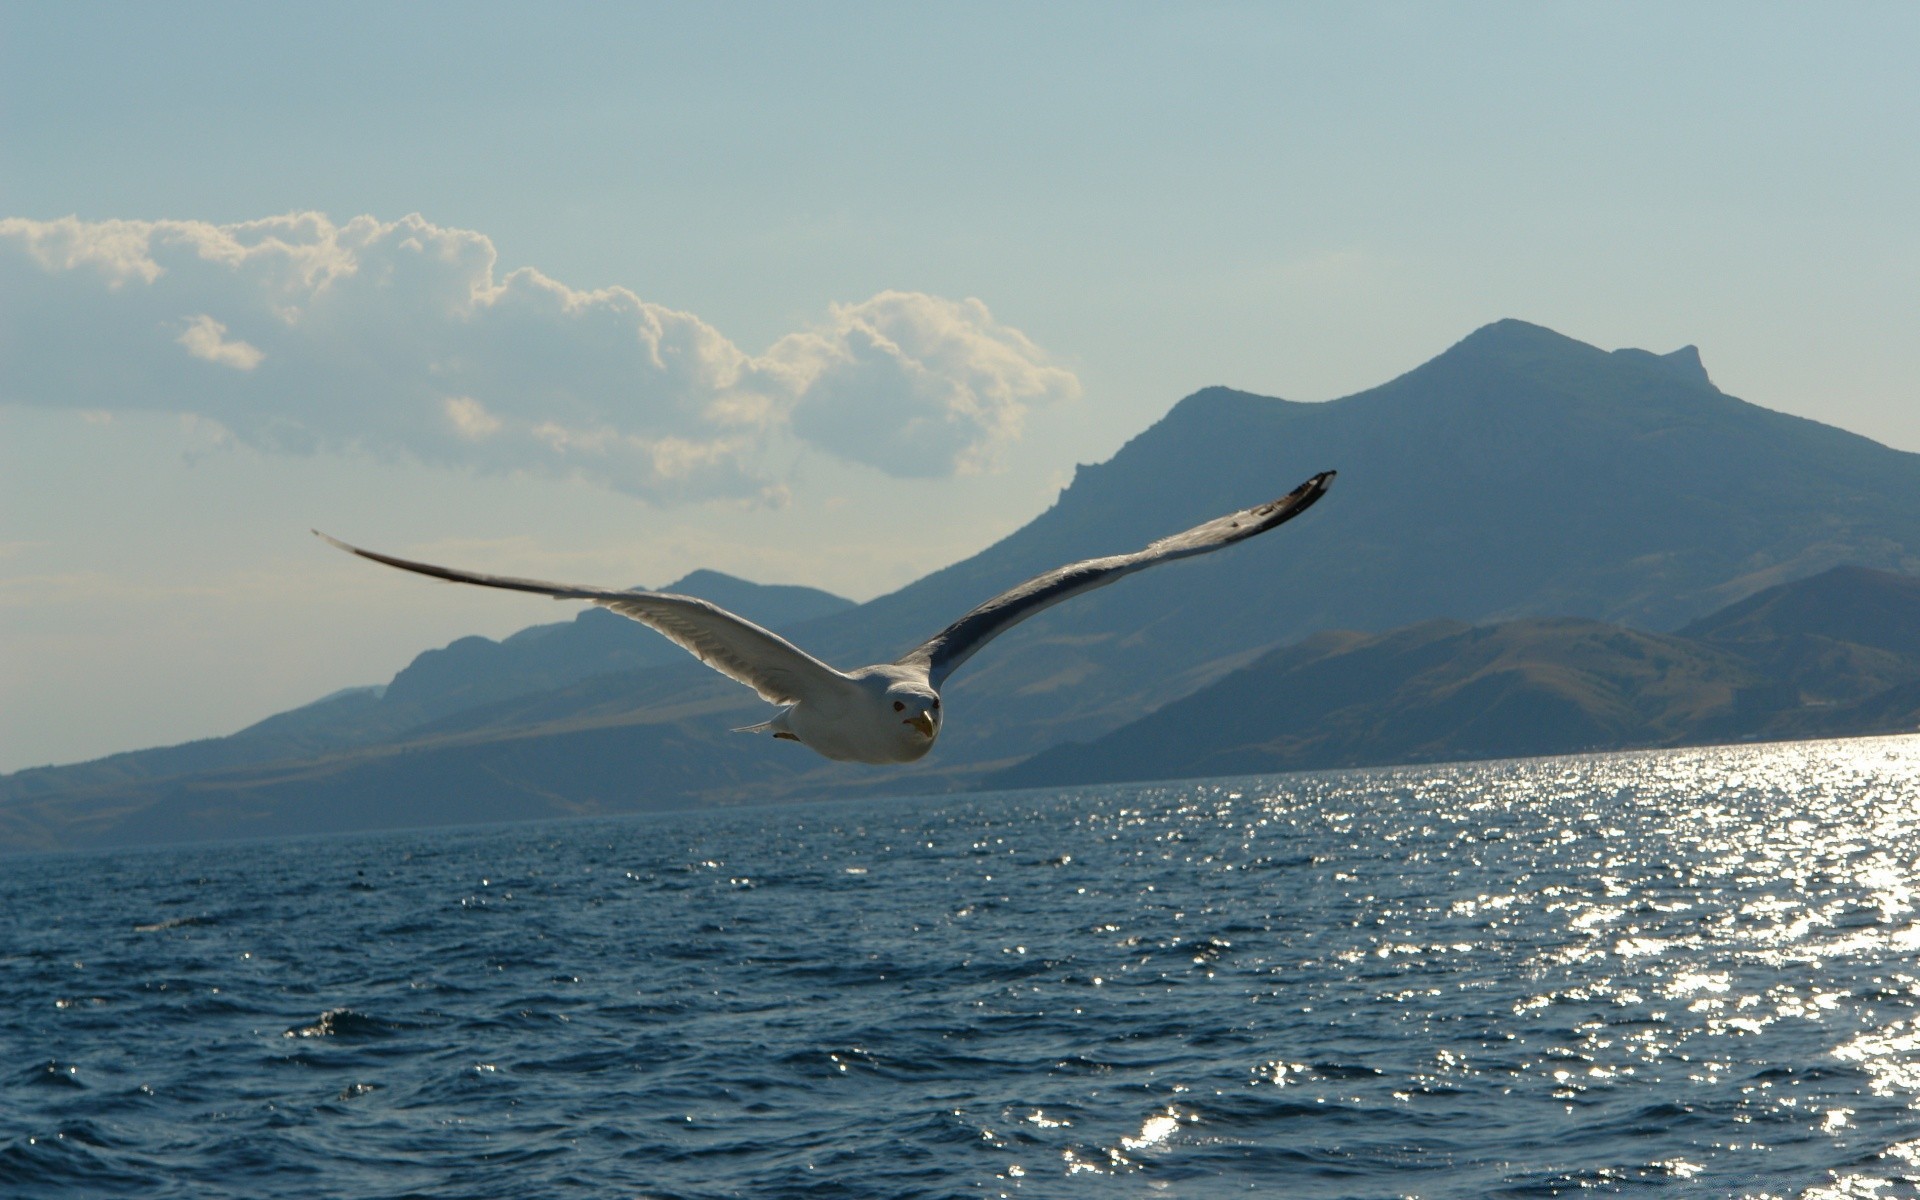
{"left": 6, "top": 737, "right": 1920, "bottom": 1197}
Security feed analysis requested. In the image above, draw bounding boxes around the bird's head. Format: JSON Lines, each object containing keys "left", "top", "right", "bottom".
{"left": 886, "top": 686, "right": 941, "bottom": 747}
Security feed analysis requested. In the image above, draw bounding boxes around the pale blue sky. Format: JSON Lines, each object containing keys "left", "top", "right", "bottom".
{"left": 3, "top": 2, "right": 1917, "bottom": 772}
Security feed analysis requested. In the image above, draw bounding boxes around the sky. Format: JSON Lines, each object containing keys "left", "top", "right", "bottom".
{"left": 3, "top": 1, "right": 1917, "bottom": 774}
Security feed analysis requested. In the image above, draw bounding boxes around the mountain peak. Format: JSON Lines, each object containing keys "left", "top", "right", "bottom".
{"left": 1450, "top": 318, "right": 1590, "bottom": 356}
{"left": 1611, "top": 344, "right": 1714, "bottom": 389}
{"left": 1446, "top": 320, "right": 1710, "bottom": 381}
{"left": 657, "top": 570, "right": 854, "bottom": 624}
{"left": 1166, "top": 384, "right": 1302, "bottom": 414}
{"left": 662, "top": 568, "right": 758, "bottom": 595}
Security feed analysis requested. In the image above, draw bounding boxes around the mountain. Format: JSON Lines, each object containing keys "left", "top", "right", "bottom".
{"left": 768, "top": 319, "right": 1920, "bottom": 765}
{"left": 993, "top": 566, "right": 1920, "bottom": 788}
{"left": 376, "top": 569, "right": 854, "bottom": 723}
{"left": 0, "top": 573, "right": 852, "bottom": 819}
{"left": 11, "top": 320, "right": 1920, "bottom": 851}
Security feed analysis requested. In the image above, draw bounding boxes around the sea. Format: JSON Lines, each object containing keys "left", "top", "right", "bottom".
{"left": 5, "top": 737, "right": 1920, "bottom": 1199}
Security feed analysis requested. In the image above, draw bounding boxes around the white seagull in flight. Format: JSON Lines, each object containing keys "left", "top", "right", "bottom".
{"left": 318, "top": 471, "right": 1333, "bottom": 765}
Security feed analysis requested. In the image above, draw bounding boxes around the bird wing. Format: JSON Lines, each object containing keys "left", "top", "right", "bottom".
{"left": 895, "top": 471, "right": 1334, "bottom": 688}
{"left": 315, "top": 533, "right": 852, "bottom": 705}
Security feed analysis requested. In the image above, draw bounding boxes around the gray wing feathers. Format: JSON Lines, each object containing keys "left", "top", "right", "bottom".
{"left": 898, "top": 471, "right": 1334, "bottom": 687}
{"left": 314, "top": 532, "right": 848, "bottom": 705}
{"left": 590, "top": 594, "right": 842, "bottom": 704}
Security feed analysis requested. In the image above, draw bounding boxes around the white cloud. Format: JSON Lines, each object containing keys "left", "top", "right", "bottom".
{"left": 177, "top": 314, "right": 265, "bottom": 370}
{"left": 1, "top": 215, "right": 166, "bottom": 287}
{"left": 0, "top": 213, "right": 1078, "bottom": 501}
{"left": 442, "top": 395, "right": 503, "bottom": 440}
{"left": 770, "top": 291, "right": 1082, "bottom": 477}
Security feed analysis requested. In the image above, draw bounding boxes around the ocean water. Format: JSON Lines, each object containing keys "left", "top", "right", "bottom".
{"left": 5, "top": 738, "right": 1920, "bottom": 1198}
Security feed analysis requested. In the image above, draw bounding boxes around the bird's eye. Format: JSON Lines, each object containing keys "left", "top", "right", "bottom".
{"left": 931, "top": 700, "right": 940, "bottom": 710}
{"left": 893, "top": 701, "right": 905, "bottom": 712}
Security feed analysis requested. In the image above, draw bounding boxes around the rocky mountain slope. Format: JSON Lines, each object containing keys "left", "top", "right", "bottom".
{"left": 993, "top": 566, "right": 1920, "bottom": 788}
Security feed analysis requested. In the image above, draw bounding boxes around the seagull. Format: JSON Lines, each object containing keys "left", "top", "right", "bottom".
{"left": 317, "top": 470, "right": 1333, "bottom": 765}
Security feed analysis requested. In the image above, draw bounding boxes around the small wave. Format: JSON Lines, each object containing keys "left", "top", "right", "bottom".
{"left": 282, "top": 1008, "right": 402, "bottom": 1039}
{"left": 21, "top": 1060, "right": 85, "bottom": 1089}
{"left": 52, "top": 997, "right": 107, "bottom": 1011}
{"left": 1176, "top": 934, "right": 1234, "bottom": 963}
{"left": 0, "top": 1125, "right": 152, "bottom": 1192}
{"left": 132, "top": 915, "right": 215, "bottom": 933}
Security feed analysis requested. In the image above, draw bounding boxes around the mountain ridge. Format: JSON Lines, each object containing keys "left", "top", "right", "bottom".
{"left": 10, "top": 319, "right": 1920, "bottom": 851}
{"left": 991, "top": 565, "right": 1920, "bottom": 789}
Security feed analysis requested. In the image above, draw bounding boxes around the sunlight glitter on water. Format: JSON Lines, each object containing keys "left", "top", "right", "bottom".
{"left": 1279, "top": 736, "right": 1920, "bottom": 1197}
{"left": 1045, "top": 736, "right": 1920, "bottom": 1194}
{"left": 7, "top": 735, "right": 1920, "bottom": 1197}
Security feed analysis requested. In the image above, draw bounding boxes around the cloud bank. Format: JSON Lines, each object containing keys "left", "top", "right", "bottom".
{"left": 0, "top": 213, "right": 1079, "bottom": 500}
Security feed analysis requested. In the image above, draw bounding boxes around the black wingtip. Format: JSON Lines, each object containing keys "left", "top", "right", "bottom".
{"left": 1287, "top": 470, "right": 1336, "bottom": 508}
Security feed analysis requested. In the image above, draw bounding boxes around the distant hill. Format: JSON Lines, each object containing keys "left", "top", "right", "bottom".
{"left": 377, "top": 569, "right": 854, "bottom": 723}
{"left": 992, "top": 566, "right": 1920, "bottom": 788}
{"left": 0, "top": 573, "right": 851, "bottom": 829}
{"left": 1681, "top": 564, "right": 1920, "bottom": 662}
{"left": 11, "top": 320, "right": 1920, "bottom": 851}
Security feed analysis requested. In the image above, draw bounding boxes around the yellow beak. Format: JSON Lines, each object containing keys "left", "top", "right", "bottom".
{"left": 906, "top": 711, "right": 936, "bottom": 738}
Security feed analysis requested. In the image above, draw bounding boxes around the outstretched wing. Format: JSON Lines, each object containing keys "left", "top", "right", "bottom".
{"left": 315, "top": 533, "right": 852, "bottom": 705}
{"left": 896, "top": 471, "right": 1334, "bottom": 688}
